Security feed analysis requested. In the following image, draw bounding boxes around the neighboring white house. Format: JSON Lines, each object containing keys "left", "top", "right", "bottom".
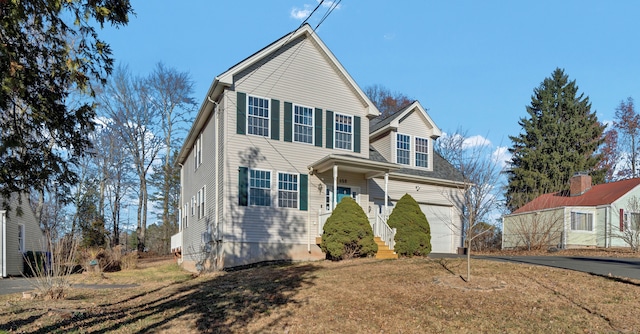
{"left": 171, "top": 24, "right": 466, "bottom": 272}
{"left": 503, "top": 174, "right": 640, "bottom": 250}
{"left": 1, "top": 193, "right": 45, "bottom": 277}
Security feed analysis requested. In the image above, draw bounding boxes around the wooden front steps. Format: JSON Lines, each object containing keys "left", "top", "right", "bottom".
{"left": 314, "top": 236, "right": 397, "bottom": 260}
{"left": 374, "top": 237, "right": 398, "bottom": 259}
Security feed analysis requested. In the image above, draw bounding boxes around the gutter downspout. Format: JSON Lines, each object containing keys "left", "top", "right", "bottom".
{"left": 1, "top": 210, "right": 6, "bottom": 277}
{"left": 604, "top": 206, "right": 609, "bottom": 248}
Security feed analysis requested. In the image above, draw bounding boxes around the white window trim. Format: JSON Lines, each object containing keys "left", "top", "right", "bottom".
{"left": 18, "top": 224, "right": 25, "bottom": 253}
{"left": 415, "top": 136, "right": 430, "bottom": 169}
{"left": 199, "top": 186, "right": 206, "bottom": 218}
{"left": 293, "top": 104, "right": 314, "bottom": 145}
{"left": 246, "top": 94, "right": 271, "bottom": 138}
{"left": 277, "top": 171, "right": 300, "bottom": 209}
{"left": 334, "top": 112, "right": 353, "bottom": 152}
{"left": 570, "top": 211, "right": 594, "bottom": 232}
{"left": 183, "top": 204, "right": 188, "bottom": 228}
{"left": 395, "top": 133, "right": 411, "bottom": 165}
{"left": 624, "top": 211, "right": 640, "bottom": 232}
{"left": 248, "top": 168, "right": 272, "bottom": 207}
{"left": 191, "top": 196, "right": 196, "bottom": 216}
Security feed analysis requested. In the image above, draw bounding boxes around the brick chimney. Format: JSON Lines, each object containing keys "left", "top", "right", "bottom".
{"left": 570, "top": 172, "right": 592, "bottom": 196}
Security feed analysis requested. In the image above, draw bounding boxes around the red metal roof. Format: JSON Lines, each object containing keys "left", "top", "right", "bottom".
{"left": 512, "top": 178, "right": 640, "bottom": 214}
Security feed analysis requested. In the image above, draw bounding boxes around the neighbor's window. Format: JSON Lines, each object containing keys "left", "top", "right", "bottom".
{"left": 415, "top": 137, "right": 429, "bottom": 168}
{"left": 278, "top": 173, "right": 298, "bottom": 208}
{"left": 334, "top": 113, "right": 352, "bottom": 150}
{"left": 570, "top": 212, "right": 593, "bottom": 231}
{"left": 249, "top": 169, "right": 271, "bottom": 206}
{"left": 294, "top": 105, "right": 314, "bottom": 144}
{"left": 247, "top": 95, "right": 270, "bottom": 136}
{"left": 396, "top": 133, "right": 410, "bottom": 165}
{"left": 18, "top": 224, "right": 25, "bottom": 253}
{"left": 624, "top": 212, "right": 640, "bottom": 231}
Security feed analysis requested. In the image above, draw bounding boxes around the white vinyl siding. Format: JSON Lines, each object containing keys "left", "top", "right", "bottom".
{"left": 396, "top": 133, "right": 410, "bottom": 165}
{"left": 249, "top": 169, "right": 271, "bottom": 206}
{"left": 571, "top": 212, "right": 593, "bottom": 231}
{"left": 247, "top": 95, "right": 270, "bottom": 136}
{"left": 624, "top": 212, "right": 640, "bottom": 231}
{"left": 335, "top": 113, "right": 352, "bottom": 150}
{"left": 415, "top": 137, "right": 429, "bottom": 168}
{"left": 294, "top": 105, "right": 314, "bottom": 144}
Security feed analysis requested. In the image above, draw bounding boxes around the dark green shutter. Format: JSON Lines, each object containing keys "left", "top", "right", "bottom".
{"left": 236, "top": 92, "right": 246, "bottom": 135}
{"left": 238, "top": 167, "right": 248, "bottom": 206}
{"left": 271, "top": 99, "right": 280, "bottom": 140}
{"left": 300, "top": 174, "right": 308, "bottom": 211}
{"left": 284, "top": 102, "right": 292, "bottom": 142}
{"left": 326, "top": 110, "right": 334, "bottom": 149}
{"left": 315, "top": 108, "right": 323, "bottom": 147}
{"left": 354, "top": 116, "right": 361, "bottom": 153}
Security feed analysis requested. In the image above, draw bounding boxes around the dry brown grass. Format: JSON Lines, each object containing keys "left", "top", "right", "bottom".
{"left": 1, "top": 255, "right": 639, "bottom": 333}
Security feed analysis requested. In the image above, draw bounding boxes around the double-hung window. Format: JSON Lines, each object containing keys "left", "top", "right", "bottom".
{"left": 396, "top": 133, "right": 411, "bottom": 165}
{"left": 199, "top": 186, "right": 206, "bottom": 218}
{"left": 278, "top": 173, "right": 298, "bottom": 208}
{"left": 624, "top": 212, "right": 640, "bottom": 231}
{"left": 249, "top": 169, "right": 271, "bottom": 206}
{"left": 415, "top": 137, "right": 429, "bottom": 168}
{"left": 247, "top": 95, "right": 270, "bottom": 136}
{"left": 570, "top": 212, "right": 593, "bottom": 231}
{"left": 191, "top": 196, "right": 196, "bottom": 216}
{"left": 335, "top": 113, "right": 352, "bottom": 150}
{"left": 294, "top": 105, "right": 314, "bottom": 144}
{"left": 194, "top": 133, "right": 203, "bottom": 170}
{"left": 183, "top": 204, "right": 188, "bottom": 228}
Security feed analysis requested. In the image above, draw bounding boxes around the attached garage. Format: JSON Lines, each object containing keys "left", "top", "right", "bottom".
{"left": 420, "top": 204, "right": 458, "bottom": 254}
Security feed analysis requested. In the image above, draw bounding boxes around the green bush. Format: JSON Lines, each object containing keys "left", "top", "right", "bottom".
{"left": 321, "top": 197, "right": 377, "bottom": 260}
{"left": 387, "top": 193, "right": 431, "bottom": 256}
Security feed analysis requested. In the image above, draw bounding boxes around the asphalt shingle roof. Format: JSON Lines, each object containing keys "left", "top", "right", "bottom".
{"left": 513, "top": 178, "right": 640, "bottom": 214}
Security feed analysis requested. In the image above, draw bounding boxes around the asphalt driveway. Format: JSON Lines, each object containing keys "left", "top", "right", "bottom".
{"left": 474, "top": 255, "right": 640, "bottom": 280}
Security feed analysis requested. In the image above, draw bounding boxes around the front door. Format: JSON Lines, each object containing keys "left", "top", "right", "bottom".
{"left": 336, "top": 187, "right": 351, "bottom": 203}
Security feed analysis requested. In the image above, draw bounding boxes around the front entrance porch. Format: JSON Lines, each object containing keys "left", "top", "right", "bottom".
{"left": 309, "top": 154, "right": 399, "bottom": 258}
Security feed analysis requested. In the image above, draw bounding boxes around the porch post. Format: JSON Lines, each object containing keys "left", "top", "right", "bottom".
{"left": 333, "top": 164, "right": 338, "bottom": 210}
{"left": 384, "top": 172, "right": 389, "bottom": 215}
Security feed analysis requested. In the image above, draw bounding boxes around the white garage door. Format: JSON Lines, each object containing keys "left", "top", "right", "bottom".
{"left": 420, "top": 204, "right": 456, "bottom": 254}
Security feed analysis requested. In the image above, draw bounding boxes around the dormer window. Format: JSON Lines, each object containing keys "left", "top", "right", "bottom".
{"left": 415, "top": 137, "right": 429, "bottom": 168}
{"left": 396, "top": 133, "right": 410, "bottom": 165}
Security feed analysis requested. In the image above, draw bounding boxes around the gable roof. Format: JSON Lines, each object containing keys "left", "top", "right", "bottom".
{"left": 511, "top": 178, "right": 640, "bottom": 214}
{"left": 369, "top": 147, "right": 465, "bottom": 186}
{"left": 369, "top": 101, "right": 442, "bottom": 139}
{"left": 178, "top": 24, "right": 380, "bottom": 165}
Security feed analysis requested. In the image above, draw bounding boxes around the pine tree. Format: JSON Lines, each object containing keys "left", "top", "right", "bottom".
{"left": 506, "top": 68, "right": 606, "bottom": 211}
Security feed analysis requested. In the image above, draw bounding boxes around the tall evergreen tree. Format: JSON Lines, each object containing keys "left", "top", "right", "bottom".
{"left": 506, "top": 68, "right": 606, "bottom": 211}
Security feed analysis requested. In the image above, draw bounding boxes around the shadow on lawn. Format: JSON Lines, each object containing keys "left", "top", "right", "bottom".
{"left": 24, "top": 262, "right": 319, "bottom": 333}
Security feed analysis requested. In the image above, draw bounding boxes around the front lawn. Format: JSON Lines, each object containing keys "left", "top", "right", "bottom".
{"left": 1, "top": 256, "right": 638, "bottom": 333}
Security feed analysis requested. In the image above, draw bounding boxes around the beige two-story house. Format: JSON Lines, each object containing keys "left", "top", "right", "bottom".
{"left": 172, "top": 24, "right": 466, "bottom": 271}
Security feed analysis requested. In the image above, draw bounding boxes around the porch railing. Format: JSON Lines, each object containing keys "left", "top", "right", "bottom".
{"left": 369, "top": 214, "right": 396, "bottom": 250}
{"left": 317, "top": 210, "right": 396, "bottom": 250}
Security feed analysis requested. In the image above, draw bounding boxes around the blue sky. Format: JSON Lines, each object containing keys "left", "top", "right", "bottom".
{"left": 100, "top": 0, "right": 640, "bottom": 163}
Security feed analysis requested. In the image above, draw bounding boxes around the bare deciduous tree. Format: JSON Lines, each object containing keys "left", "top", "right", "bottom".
{"left": 502, "top": 208, "right": 564, "bottom": 251}
{"left": 99, "top": 66, "right": 162, "bottom": 252}
{"left": 619, "top": 197, "right": 640, "bottom": 252}
{"left": 436, "top": 129, "right": 504, "bottom": 281}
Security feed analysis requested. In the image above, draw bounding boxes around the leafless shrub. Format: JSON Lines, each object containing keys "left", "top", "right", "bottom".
{"left": 503, "top": 209, "right": 563, "bottom": 250}
{"left": 23, "top": 236, "right": 78, "bottom": 300}
{"left": 618, "top": 197, "right": 640, "bottom": 252}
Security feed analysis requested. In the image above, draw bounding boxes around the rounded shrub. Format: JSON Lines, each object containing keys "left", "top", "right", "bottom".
{"left": 387, "top": 193, "right": 431, "bottom": 256}
{"left": 320, "top": 197, "right": 377, "bottom": 260}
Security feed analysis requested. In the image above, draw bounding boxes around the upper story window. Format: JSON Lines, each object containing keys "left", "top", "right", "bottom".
{"left": 570, "top": 212, "right": 593, "bottom": 231}
{"left": 278, "top": 172, "right": 299, "bottom": 208}
{"left": 248, "top": 95, "right": 270, "bottom": 136}
{"left": 294, "top": 105, "right": 314, "bottom": 144}
{"left": 415, "top": 137, "right": 429, "bottom": 168}
{"left": 194, "top": 133, "right": 203, "bottom": 170}
{"left": 396, "top": 133, "right": 410, "bottom": 165}
{"left": 249, "top": 169, "right": 271, "bottom": 206}
{"left": 335, "top": 113, "right": 352, "bottom": 150}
